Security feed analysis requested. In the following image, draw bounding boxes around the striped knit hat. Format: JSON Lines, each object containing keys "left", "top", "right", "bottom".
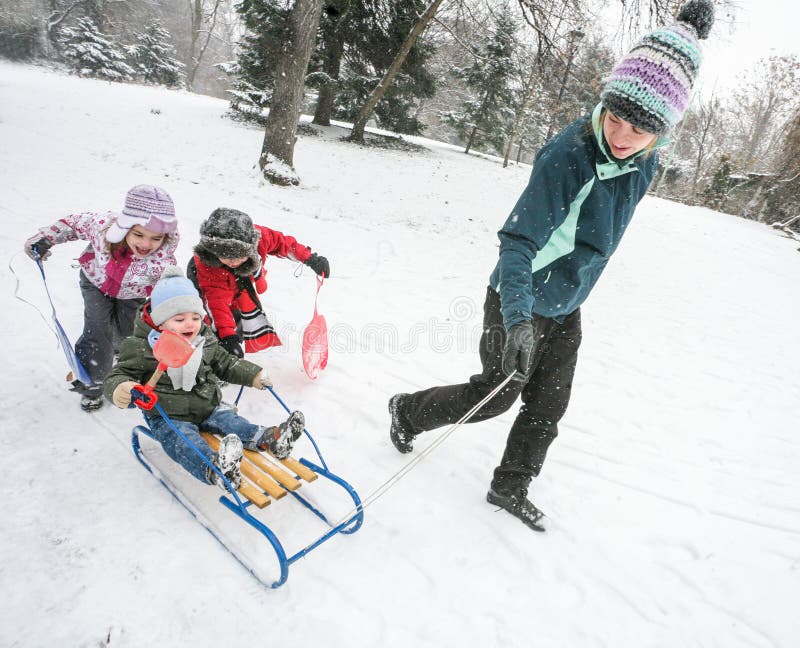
{"left": 600, "top": 0, "right": 715, "bottom": 136}
{"left": 106, "top": 185, "right": 177, "bottom": 243}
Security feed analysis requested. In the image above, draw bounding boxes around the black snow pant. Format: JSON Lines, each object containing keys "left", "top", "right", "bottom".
{"left": 75, "top": 271, "right": 144, "bottom": 394}
{"left": 402, "top": 287, "right": 582, "bottom": 494}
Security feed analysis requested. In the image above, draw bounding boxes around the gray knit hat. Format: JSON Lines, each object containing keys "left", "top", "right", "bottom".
{"left": 150, "top": 266, "right": 205, "bottom": 326}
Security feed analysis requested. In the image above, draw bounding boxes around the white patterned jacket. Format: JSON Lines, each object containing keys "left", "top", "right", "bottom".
{"left": 36, "top": 211, "right": 179, "bottom": 299}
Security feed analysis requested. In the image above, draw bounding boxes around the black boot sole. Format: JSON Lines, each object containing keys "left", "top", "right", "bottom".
{"left": 388, "top": 396, "right": 414, "bottom": 454}
{"left": 486, "top": 490, "right": 547, "bottom": 532}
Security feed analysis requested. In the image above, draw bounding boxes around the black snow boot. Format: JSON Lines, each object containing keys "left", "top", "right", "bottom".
{"left": 80, "top": 394, "right": 104, "bottom": 411}
{"left": 486, "top": 487, "right": 548, "bottom": 532}
{"left": 71, "top": 381, "right": 104, "bottom": 412}
{"left": 388, "top": 394, "right": 416, "bottom": 454}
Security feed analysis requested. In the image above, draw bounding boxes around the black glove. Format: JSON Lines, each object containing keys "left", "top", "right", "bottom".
{"left": 24, "top": 235, "right": 54, "bottom": 261}
{"left": 501, "top": 321, "right": 535, "bottom": 381}
{"left": 219, "top": 335, "right": 244, "bottom": 358}
{"left": 304, "top": 252, "right": 330, "bottom": 278}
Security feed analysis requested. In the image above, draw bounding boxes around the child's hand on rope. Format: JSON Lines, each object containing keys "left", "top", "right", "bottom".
{"left": 252, "top": 371, "right": 273, "bottom": 390}
{"left": 24, "top": 235, "right": 54, "bottom": 261}
{"left": 112, "top": 381, "right": 138, "bottom": 408}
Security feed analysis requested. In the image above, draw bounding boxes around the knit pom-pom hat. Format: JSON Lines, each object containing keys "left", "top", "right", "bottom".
{"left": 106, "top": 185, "right": 177, "bottom": 243}
{"left": 600, "top": 0, "right": 715, "bottom": 136}
{"left": 150, "top": 266, "right": 205, "bottom": 326}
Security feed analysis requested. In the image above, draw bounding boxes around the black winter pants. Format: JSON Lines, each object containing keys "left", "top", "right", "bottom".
{"left": 403, "top": 287, "right": 581, "bottom": 494}
{"left": 76, "top": 271, "right": 144, "bottom": 392}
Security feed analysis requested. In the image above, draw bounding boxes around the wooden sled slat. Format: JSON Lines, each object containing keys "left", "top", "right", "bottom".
{"left": 201, "top": 433, "right": 288, "bottom": 500}
{"left": 243, "top": 449, "right": 301, "bottom": 492}
{"left": 241, "top": 461, "right": 288, "bottom": 500}
{"left": 280, "top": 456, "right": 318, "bottom": 483}
{"left": 238, "top": 480, "right": 270, "bottom": 508}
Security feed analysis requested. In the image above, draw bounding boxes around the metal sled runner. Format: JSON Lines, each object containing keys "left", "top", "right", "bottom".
{"left": 130, "top": 388, "right": 363, "bottom": 589}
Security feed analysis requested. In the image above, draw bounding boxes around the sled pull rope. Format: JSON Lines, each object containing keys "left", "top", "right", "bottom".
{"left": 9, "top": 251, "right": 59, "bottom": 337}
{"left": 150, "top": 400, "right": 248, "bottom": 510}
{"left": 267, "top": 386, "right": 328, "bottom": 472}
{"left": 11, "top": 250, "right": 92, "bottom": 385}
{"left": 298, "top": 373, "right": 516, "bottom": 553}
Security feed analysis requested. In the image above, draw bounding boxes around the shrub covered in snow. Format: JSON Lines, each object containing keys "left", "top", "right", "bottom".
{"left": 128, "top": 21, "right": 184, "bottom": 87}
{"left": 59, "top": 17, "right": 133, "bottom": 82}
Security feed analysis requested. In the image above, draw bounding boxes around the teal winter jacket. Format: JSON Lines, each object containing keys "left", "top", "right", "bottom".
{"left": 489, "top": 104, "right": 665, "bottom": 328}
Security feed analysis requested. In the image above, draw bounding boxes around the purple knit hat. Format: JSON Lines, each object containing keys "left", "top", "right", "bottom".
{"left": 600, "top": 0, "right": 715, "bottom": 136}
{"left": 106, "top": 185, "right": 177, "bottom": 243}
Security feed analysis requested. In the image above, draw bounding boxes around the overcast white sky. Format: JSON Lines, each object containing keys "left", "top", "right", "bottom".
{"left": 699, "top": 0, "right": 799, "bottom": 94}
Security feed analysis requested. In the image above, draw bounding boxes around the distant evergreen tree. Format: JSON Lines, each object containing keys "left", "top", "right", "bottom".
{"left": 309, "top": 1, "right": 349, "bottom": 126}
{"left": 227, "top": 0, "right": 291, "bottom": 119}
{"left": 59, "top": 17, "right": 134, "bottom": 82}
{"left": 129, "top": 21, "right": 184, "bottom": 87}
{"left": 327, "top": 0, "right": 437, "bottom": 135}
{"left": 440, "top": 5, "right": 517, "bottom": 154}
{"left": 228, "top": 0, "right": 436, "bottom": 133}
{"left": 702, "top": 155, "right": 733, "bottom": 211}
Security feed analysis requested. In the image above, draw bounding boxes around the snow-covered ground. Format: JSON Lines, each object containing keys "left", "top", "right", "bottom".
{"left": 1, "top": 61, "right": 799, "bottom": 647}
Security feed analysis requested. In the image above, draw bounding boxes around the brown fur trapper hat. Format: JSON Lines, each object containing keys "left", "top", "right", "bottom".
{"left": 193, "top": 208, "right": 261, "bottom": 276}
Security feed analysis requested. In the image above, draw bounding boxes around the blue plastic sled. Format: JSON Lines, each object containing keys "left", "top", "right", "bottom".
{"left": 34, "top": 253, "right": 92, "bottom": 385}
{"left": 130, "top": 389, "right": 363, "bottom": 588}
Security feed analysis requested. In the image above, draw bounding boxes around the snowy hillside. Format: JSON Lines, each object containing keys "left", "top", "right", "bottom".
{"left": 1, "top": 61, "right": 799, "bottom": 647}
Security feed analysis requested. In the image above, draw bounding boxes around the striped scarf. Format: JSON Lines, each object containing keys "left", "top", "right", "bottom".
{"left": 237, "top": 272, "right": 281, "bottom": 352}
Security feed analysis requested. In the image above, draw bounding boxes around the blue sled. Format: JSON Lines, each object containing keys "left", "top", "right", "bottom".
{"left": 131, "top": 424, "right": 364, "bottom": 588}
{"left": 33, "top": 255, "right": 92, "bottom": 385}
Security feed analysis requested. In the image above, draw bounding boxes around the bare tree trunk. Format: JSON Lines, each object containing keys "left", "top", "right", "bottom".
{"left": 464, "top": 90, "right": 493, "bottom": 155}
{"left": 259, "top": 0, "right": 324, "bottom": 185}
{"left": 349, "top": 0, "right": 444, "bottom": 143}
{"left": 87, "top": 0, "right": 108, "bottom": 32}
{"left": 464, "top": 124, "right": 479, "bottom": 154}
{"left": 42, "top": 0, "right": 86, "bottom": 55}
{"left": 312, "top": 27, "right": 344, "bottom": 126}
{"left": 689, "top": 98, "right": 719, "bottom": 197}
{"left": 37, "top": 11, "right": 52, "bottom": 58}
{"left": 503, "top": 78, "right": 534, "bottom": 167}
{"left": 502, "top": 136, "right": 514, "bottom": 167}
{"left": 186, "top": 0, "right": 222, "bottom": 92}
{"left": 186, "top": 0, "right": 202, "bottom": 91}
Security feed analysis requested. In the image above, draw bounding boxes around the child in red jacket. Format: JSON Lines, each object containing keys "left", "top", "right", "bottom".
{"left": 188, "top": 208, "right": 329, "bottom": 357}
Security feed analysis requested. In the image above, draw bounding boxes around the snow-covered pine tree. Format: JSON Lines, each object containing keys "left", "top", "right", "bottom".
{"left": 330, "top": 0, "right": 437, "bottom": 136}
{"left": 129, "top": 21, "right": 184, "bottom": 87}
{"left": 225, "top": 0, "right": 290, "bottom": 120}
{"left": 440, "top": 4, "right": 517, "bottom": 155}
{"left": 59, "top": 17, "right": 134, "bottom": 82}
{"left": 228, "top": 0, "right": 436, "bottom": 133}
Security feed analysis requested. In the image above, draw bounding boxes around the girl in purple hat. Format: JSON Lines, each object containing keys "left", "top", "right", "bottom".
{"left": 24, "top": 184, "right": 180, "bottom": 411}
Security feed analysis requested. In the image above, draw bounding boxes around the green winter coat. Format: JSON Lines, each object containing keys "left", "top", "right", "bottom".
{"left": 104, "top": 311, "right": 262, "bottom": 424}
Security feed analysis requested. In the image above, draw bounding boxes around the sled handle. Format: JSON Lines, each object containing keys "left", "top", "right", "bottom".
{"left": 130, "top": 331, "right": 194, "bottom": 410}
{"left": 131, "top": 385, "right": 157, "bottom": 410}
{"left": 130, "top": 364, "right": 167, "bottom": 410}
